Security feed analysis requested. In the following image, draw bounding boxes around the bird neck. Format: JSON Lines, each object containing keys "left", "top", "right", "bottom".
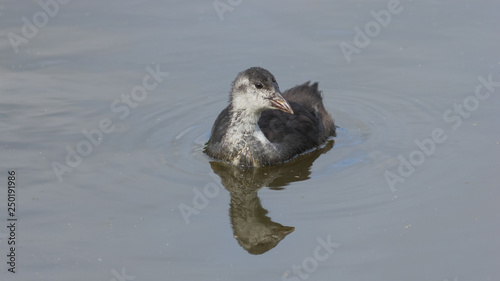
{"left": 227, "top": 106, "right": 263, "bottom": 137}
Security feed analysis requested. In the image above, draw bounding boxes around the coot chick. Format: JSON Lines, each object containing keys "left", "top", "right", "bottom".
{"left": 205, "top": 67, "right": 335, "bottom": 167}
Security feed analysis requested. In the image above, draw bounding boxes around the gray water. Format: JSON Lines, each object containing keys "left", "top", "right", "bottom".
{"left": 1, "top": 1, "right": 499, "bottom": 280}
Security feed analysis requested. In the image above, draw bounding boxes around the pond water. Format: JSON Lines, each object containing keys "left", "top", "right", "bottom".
{"left": 1, "top": 0, "right": 499, "bottom": 280}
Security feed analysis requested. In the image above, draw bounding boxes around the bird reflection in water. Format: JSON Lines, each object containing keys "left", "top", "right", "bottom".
{"left": 208, "top": 140, "right": 334, "bottom": 255}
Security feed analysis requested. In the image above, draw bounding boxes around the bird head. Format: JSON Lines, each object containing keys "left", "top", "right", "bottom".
{"left": 230, "top": 67, "right": 294, "bottom": 115}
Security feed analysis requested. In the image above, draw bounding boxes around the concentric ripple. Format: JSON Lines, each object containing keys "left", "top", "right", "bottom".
{"left": 124, "top": 87, "right": 439, "bottom": 187}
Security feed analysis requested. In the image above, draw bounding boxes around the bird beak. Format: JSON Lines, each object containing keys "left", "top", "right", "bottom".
{"left": 270, "top": 92, "right": 294, "bottom": 114}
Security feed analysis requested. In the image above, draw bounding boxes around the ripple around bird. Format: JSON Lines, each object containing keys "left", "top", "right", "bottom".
{"left": 130, "top": 87, "right": 433, "bottom": 188}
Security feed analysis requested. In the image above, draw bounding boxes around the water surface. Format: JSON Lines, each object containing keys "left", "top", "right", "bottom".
{"left": 1, "top": 1, "right": 499, "bottom": 280}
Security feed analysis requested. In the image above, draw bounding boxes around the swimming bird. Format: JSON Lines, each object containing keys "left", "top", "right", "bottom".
{"left": 204, "top": 67, "right": 335, "bottom": 167}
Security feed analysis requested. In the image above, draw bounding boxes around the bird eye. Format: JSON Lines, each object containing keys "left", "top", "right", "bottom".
{"left": 254, "top": 83, "right": 263, "bottom": 89}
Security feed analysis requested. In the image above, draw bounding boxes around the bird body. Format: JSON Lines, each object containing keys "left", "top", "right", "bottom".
{"left": 205, "top": 67, "right": 335, "bottom": 167}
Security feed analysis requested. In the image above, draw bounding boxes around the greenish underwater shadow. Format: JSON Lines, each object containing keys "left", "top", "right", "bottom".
{"left": 208, "top": 140, "right": 334, "bottom": 255}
